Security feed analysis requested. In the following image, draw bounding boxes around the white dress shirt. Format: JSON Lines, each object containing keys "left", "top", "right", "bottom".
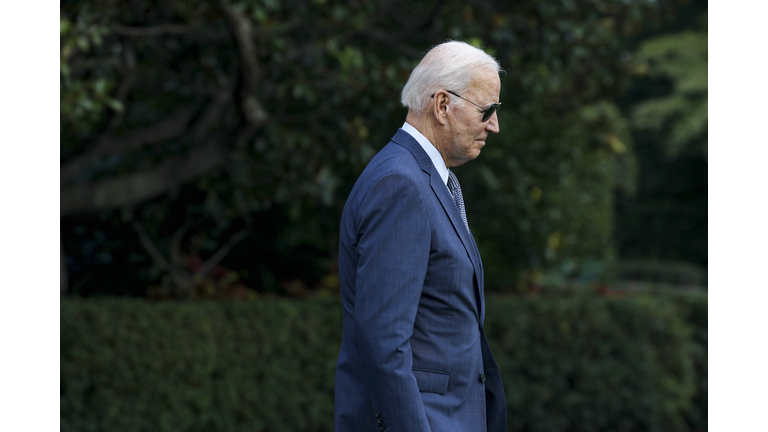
{"left": 401, "top": 122, "right": 450, "bottom": 191}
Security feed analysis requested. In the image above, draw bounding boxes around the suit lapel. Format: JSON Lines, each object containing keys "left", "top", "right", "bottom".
{"left": 429, "top": 174, "right": 482, "bottom": 274}
{"left": 466, "top": 227, "right": 485, "bottom": 320}
{"left": 391, "top": 129, "right": 485, "bottom": 319}
{"left": 429, "top": 174, "right": 485, "bottom": 320}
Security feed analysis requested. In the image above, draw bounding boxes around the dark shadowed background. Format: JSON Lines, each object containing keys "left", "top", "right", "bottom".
{"left": 59, "top": 0, "right": 708, "bottom": 430}
{"left": 60, "top": 0, "right": 706, "bottom": 299}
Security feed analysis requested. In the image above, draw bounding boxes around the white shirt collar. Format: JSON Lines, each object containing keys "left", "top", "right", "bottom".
{"left": 401, "top": 122, "right": 449, "bottom": 187}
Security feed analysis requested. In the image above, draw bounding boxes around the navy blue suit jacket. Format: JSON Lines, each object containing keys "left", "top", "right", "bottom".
{"left": 335, "top": 129, "right": 507, "bottom": 432}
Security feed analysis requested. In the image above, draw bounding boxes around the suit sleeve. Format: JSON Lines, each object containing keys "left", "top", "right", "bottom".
{"left": 352, "top": 171, "right": 432, "bottom": 431}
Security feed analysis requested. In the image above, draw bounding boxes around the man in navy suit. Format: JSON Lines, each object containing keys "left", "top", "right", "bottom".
{"left": 335, "top": 41, "right": 506, "bottom": 432}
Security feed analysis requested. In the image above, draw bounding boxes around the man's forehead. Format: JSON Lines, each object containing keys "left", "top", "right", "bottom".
{"left": 469, "top": 71, "right": 501, "bottom": 99}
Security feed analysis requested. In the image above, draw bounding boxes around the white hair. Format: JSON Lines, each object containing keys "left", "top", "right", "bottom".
{"left": 400, "top": 40, "right": 502, "bottom": 115}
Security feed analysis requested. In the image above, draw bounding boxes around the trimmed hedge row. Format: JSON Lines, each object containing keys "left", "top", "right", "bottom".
{"left": 485, "top": 293, "right": 705, "bottom": 432}
{"left": 61, "top": 292, "right": 706, "bottom": 432}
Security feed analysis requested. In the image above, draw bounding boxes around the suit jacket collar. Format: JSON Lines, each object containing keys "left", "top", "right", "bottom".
{"left": 401, "top": 122, "right": 450, "bottom": 186}
{"left": 391, "top": 128, "right": 485, "bottom": 320}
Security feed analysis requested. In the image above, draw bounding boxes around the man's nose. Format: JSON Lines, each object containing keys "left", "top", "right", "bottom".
{"left": 486, "top": 112, "right": 500, "bottom": 133}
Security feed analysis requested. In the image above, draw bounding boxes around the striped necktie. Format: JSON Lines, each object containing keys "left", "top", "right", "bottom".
{"left": 447, "top": 170, "right": 470, "bottom": 234}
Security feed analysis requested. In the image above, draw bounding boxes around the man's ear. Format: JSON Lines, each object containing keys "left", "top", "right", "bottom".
{"left": 432, "top": 91, "right": 450, "bottom": 126}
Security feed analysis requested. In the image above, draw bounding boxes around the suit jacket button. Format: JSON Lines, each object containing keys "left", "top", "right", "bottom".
{"left": 374, "top": 410, "right": 381, "bottom": 418}
{"left": 480, "top": 373, "right": 486, "bottom": 383}
{"left": 377, "top": 418, "right": 383, "bottom": 424}
{"left": 379, "top": 425, "right": 385, "bottom": 431}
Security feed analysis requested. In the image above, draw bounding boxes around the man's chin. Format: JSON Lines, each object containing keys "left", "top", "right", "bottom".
{"left": 474, "top": 143, "right": 485, "bottom": 156}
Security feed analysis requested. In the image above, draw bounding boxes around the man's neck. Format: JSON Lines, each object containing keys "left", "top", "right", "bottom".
{"left": 405, "top": 112, "right": 450, "bottom": 168}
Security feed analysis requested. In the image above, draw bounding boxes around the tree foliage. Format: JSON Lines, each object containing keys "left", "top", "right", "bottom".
{"left": 613, "top": 3, "right": 707, "bottom": 268}
{"left": 60, "top": 0, "right": 692, "bottom": 296}
{"left": 631, "top": 14, "right": 707, "bottom": 159}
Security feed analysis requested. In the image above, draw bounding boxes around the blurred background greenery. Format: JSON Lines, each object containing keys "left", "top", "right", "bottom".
{"left": 60, "top": 0, "right": 707, "bottom": 299}
{"left": 60, "top": 0, "right": 707, "bottom": 430}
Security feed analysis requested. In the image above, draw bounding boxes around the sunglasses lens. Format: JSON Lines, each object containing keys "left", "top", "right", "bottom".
{"left": 483, "top": 104, "right": 499, "bottom": 122}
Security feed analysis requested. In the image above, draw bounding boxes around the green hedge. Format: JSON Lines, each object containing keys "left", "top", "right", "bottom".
{"left": 485, "top": 292, "right": 706, "bottom": 432}
{"left": 61, "top": 293, "right": 706, "bottom": 432}
{"left": 666, "top": 291, "right": 708, "bottom": 432}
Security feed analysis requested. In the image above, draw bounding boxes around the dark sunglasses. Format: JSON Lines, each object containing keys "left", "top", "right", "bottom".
{"left": 431, "top": 90, "right": 501, "bottom": 122}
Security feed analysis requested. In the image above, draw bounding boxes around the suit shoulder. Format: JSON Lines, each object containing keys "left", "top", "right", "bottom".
{"left": 360, "top": 142, "right": 421, "bottom": 182}
{"left": 345, "top": 143, "right": 427, "bottom": 212}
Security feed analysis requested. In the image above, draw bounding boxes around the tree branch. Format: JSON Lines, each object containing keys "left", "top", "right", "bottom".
{"left": 104, "top": 40, "right": 138, "bottom": 132}
{"left": 218, "top": 1, "right": 268, "bottom": 126}
{"left": 195, "top": 230, "right": 249, "bottom": 277}
{"left": 132, "top": 221, "right": 172, "bottom": 272}
{"left": 113, "top": 24, "right": 191, "bottom": 37}
{"left": 190, "top": 87, "right": 233, "bottom": 137}
{"left": 61, "top": 102, "right": 202, "bottom": 183}
{"left": 170, "top": 225, "right": 187, "bottom": 270}
{"left": 132, "top": 221, "right": 194, "bottom": 290}
{"left": 61, "top": 141, "right": 228, "bottom": 217}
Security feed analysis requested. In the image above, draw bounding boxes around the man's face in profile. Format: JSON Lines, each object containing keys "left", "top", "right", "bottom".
{"left": 442, "top": 68, "right": 501, "bottom": 167}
